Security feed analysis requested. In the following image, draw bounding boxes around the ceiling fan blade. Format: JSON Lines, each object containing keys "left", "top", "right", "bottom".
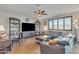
{"left": 33, "top": 10, "right": 47, "bottom": 16}
{"left": 33, "top": 11, "right": 37, "bottom": 13}
{"left": 38, "top": 10, "right": 41, "bottom": 13}
{"left": 41, "top": 11, "right": 45, "bottom": 13}
{"left": 43, "top": 13, "right": 47, "bottom": 15}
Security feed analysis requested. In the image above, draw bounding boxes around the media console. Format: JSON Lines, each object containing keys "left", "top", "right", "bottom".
{"left": 21, "top": 31, "right": 36, "bottom": 38}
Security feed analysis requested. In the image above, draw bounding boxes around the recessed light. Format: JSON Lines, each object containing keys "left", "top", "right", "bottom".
{"left": 74, "top": 19, "right": 77, "bottom": 22}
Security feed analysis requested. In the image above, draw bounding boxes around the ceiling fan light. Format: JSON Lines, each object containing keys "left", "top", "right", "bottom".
{"left": 38, "top": 14, "right": 41, "bottom": 16}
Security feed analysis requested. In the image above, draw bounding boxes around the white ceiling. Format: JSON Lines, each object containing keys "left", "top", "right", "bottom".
{"left": 0, "top": 4, "right": 79, "bottom": 19}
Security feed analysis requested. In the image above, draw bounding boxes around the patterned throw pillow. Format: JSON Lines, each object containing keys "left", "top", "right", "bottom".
{"left": 48, "top": 39, "right": 58, "bottom": 45}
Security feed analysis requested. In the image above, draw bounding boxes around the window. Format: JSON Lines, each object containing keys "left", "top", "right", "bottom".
{"left": 54, "top": 19, "right": 58, "bottom": 29}
{"left": 64, "top": 17, "right": 72, "bottom": 30}
{"left": 48, "top": 16, "right": 72, "bottom": 30}
{"left": 58, "top": 18, "right": 64, "bottom": 30}
{"left": 48, "top": 20, "right": 53, "bottom": 29}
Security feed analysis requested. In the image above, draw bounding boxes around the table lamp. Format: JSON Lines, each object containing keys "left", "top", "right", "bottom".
{"left": 0, "top": 25, "right": 5, "bottom": 32}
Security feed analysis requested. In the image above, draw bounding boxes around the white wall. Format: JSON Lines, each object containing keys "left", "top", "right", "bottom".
{"left": 2, "top": 8, "right": 79, "bottom": 40}
{"left": 42, "top": 11, "right": 79, "bottom": 41}
{"left": 0, "top": 10, "right": 36, "bottom": 39}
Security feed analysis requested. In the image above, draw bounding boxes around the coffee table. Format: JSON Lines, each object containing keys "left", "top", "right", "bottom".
{"left": 35, "top": 35, "right": 53, "bottom": 43}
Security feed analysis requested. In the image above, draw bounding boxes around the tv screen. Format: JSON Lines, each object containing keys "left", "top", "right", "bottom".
{"left": 22, "top": 23, "right": 35, "bottom": 31}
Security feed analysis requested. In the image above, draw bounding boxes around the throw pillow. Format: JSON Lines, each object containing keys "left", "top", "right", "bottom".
{"left": 48, "top": 39, "right": 58, "bottom": 45}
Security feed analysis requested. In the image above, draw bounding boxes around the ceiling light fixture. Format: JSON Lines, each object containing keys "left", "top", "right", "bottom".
{"left": 33, "top": 10, "right": 47, "bottom": 16}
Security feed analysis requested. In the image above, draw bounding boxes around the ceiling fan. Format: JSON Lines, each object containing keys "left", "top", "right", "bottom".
{"left": 33, "top": 10, "right": 47, "bottom": 16}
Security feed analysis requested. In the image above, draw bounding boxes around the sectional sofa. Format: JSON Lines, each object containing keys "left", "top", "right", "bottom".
{"left": 36, "top": 32, "right": 76, "bottom": 54}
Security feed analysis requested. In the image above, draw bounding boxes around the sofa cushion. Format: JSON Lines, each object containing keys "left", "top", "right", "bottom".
{"left": 47, "top": 34, "right": 53, "bottom": 40}
{"left": 51, "top": 32, "right": 62, "bottom": 38}
{"left": 54, "top": 32, "right": 62, "bottom": 36}
{"left": 58, "top": 41, "right": 69, "bottom": 46}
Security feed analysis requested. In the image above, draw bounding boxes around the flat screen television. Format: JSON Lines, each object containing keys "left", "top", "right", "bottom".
{"left": 22, "top": 23, "right": 35, "bottom": 31}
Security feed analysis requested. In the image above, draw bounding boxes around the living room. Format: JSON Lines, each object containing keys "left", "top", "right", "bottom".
{"left": 0, "top": 4, "right": 79, "bottom": 54}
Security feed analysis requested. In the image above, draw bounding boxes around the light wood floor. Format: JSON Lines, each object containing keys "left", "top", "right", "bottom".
{"left": 9, "top": 36, "right": 79, "bottom": 54}
{"left": 10, "top": 36, "right": 40, "bottom": 54}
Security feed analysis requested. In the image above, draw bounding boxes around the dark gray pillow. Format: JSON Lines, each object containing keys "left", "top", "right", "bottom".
{"left": 58, "top": 41, "right": 69, "bottom": 46}
{"left": 54, "top": 32, "right": 62, "bottom": 36}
